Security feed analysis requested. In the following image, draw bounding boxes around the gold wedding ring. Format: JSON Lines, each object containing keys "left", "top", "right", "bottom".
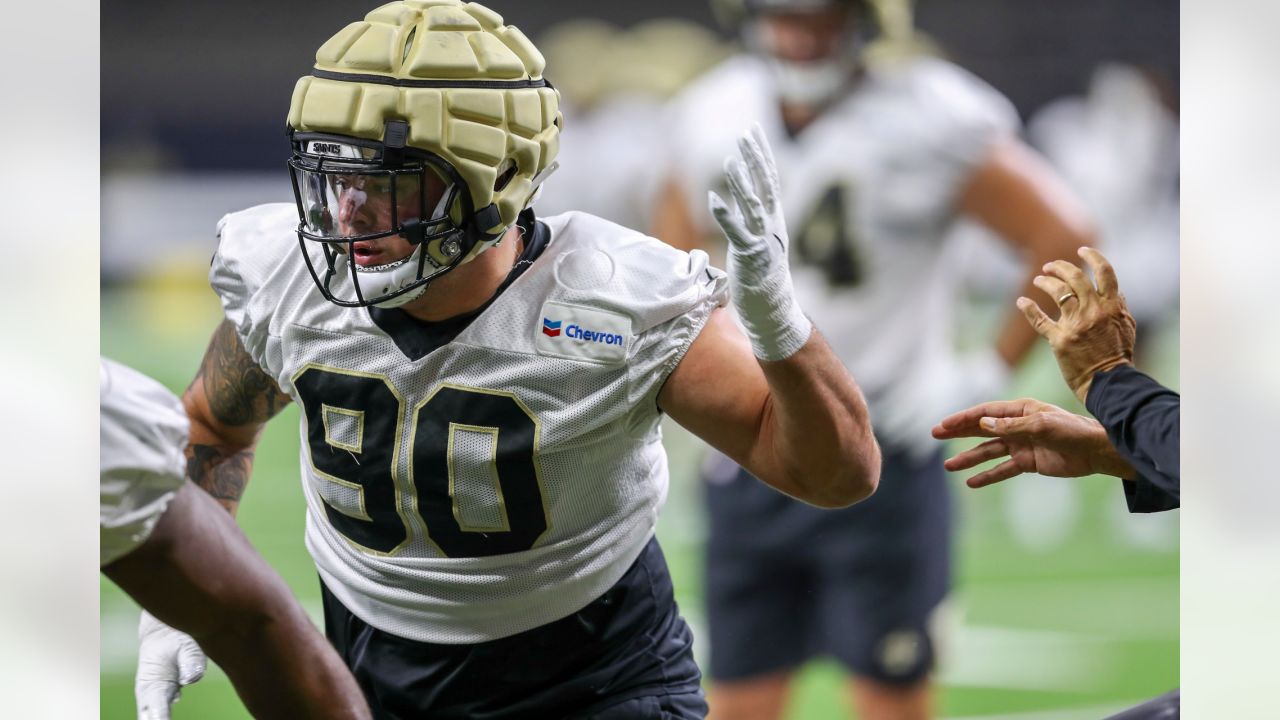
{"left": 1057, "top": 292, "right": 1077, "bottom": 305}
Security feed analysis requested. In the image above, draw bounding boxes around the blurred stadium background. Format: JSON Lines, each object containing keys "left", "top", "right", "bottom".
{"left": 101, "top": 1, "right": 1178, "bottom": 717}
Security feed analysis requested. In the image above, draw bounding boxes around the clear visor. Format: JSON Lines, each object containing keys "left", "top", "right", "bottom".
{"left": 290, "top": 147, "right": 455, "bottom": 243}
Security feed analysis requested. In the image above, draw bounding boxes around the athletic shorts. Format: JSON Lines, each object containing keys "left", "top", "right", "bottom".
{"left": 322, "top": 536, "right": 707, "bottom": 719}
{"left": 702, "top": 444, "right": 952, "bottom": 685}
{"left": 1104, "top": 689, "right": 1179, "bottom": 719}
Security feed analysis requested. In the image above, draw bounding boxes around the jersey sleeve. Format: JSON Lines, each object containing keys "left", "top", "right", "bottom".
{"left": 614, "top": 230, "right": 729, "bottom": 413}
{"left": 1085, "top": 365, "right": 1181, "bottom": 511}
{"left": 537, "top": 212, "right": 729, "bottom": 419}
{"left": 208, "top": 203, "right": 299, "bottom": 374}
{"left": 99, "top": 359, "right": 190, "bottom": 566}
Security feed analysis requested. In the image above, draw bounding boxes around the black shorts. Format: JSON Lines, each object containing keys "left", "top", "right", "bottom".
{"left": 702, "top": 444, "right": 952, "bottom": 685}
{"left": 321, "top": 537, "right": 707, "bottom": 719}
{"left": 1104, "top": 689, "right": 1179, "bottom": 719}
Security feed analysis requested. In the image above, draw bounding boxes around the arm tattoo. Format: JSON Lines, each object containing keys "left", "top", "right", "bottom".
{"left": 186, "top": 443, "right": 254, "bottom": 512}
{"left": 197, "top": 320, "right": 291, "bottom": 426}
{"left": 186, "top": 320, "right": 292, "bottom": 512}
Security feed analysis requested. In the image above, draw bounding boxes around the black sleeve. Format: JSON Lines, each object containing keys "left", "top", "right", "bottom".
{"left": 1085, "top": 365, "right": 1180, "bottom": 513}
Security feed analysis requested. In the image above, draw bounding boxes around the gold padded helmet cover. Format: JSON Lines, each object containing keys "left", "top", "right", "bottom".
{"left": 288, "top": 0, "right": 562, "bottom": 262}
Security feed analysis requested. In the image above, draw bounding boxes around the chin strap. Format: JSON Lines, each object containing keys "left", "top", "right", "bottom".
{"left": 472, "top": 203, "right": 502, "bottom": 237}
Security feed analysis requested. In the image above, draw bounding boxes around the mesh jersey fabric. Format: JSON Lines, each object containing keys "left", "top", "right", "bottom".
{"left": 99, "top": 358, "right": 190, "bottom": 566}
{"left": 211, "top": 204, "right": 727, "bottom": 642}
{"left": 667, "top": 54, "right": 1018, "bottom": 454}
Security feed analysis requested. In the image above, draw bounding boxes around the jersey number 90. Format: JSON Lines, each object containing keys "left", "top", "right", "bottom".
{"left": 292, "top": 365, "right": 548, "bottom": 558}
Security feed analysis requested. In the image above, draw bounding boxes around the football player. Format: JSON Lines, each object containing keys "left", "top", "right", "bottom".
{"left": 100, "top": 358, "right": 370, "bottom": 720}
{"left": 134, "top": 2, "right": 880, "bottom": 718}
{"left": 652, "top": 1, "right": 1095, "bottom": 718}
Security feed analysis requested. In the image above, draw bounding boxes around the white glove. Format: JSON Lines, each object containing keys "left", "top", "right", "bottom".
{"left": 708, "top": 123, "right": 812, "bottom": 362}
{"left": 878, "top": 347, "right": 1012, "bottom": 461}
{"left": 135, "top": 611, "right": 207, "bottom": 720}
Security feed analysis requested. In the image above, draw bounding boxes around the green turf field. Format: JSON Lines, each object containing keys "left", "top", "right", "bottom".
{"left": 101, "top": 280, "right": 1178, "bottom": 719}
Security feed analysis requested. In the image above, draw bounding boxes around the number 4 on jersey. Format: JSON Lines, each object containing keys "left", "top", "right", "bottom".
{"left": 795, "top": 184, "right": 863, "bottom": 287}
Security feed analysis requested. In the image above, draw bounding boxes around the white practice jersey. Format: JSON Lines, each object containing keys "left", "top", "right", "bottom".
{"left": 668, "top": 55, "right": 1018, "bottom": 451}
{"left": 211, "top": 204, "right": 727, "bottom": 643}
{"left": 100, "top": 359, "right": 190, "bottom": 566}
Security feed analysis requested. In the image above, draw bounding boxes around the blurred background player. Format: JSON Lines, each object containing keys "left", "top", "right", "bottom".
{"left": 535, "top": 18, "right": 732, "bottom": 229}
{"left": 653, "top": 1, "right": 1094, "bottom": 717}
{"left": 100, "top": 358, "right": 371, "bottom": 720}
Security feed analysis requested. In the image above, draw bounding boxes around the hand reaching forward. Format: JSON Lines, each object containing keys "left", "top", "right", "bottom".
{"left": 932, "top": 398, "right": 1135, "bottom": 488}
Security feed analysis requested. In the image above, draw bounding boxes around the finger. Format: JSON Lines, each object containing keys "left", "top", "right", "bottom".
{"left": 750, "top": 123, "right": 781, "bottom": 211}
{"left": 979, "top": 415, "right": 1033, "bottom": 436}
{"left": 943, "top": 438, "right": 1011, "bottom": 472}
{"left": 739, "top": 133, "right": 776, "bottom": 214}
{"left": 1032, "top": 274, "right": 1074, "bottom": 307}
{"left": 176, "top": 641, "right": 207, "bottom": 686}
{"left": 708, "top": 191, "right": 750, "bottom": 248}
{"left": 1078, "top": 246, "right": 1119, "bottom": 297}
{"left": 966, "top": 459, "right": 1025, "bottom": 488}
{"left": 1042, "top": 259, "right": 1092, "bottom": 298}
{"left": 749, "top": 123, "right": 779, "bottom": 181}
{"left": 935, "top": 399, "right": 1028, "bottom": 434}
{"left": 136, "top": 682, "right": 179, "bottom": 720}
{"left": 724, "top": 157, "right": 766, "bottom": 235}
{"left": 1016, "top": 296, "right": 1055, "bottom": 338}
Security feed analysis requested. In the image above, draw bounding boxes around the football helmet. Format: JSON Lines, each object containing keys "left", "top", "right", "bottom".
{"left": 287, "top": 0, "right": 562, "bottom": 308}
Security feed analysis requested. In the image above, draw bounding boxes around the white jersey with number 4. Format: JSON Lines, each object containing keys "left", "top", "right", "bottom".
{"left": 211, "top": 204, "right": 727, "bottom": 643}
{"left": 100, "top": 359, "right": 190, "bottom": 566}
{"left": 668, "top": 55, "right": 1018, "bottom": 452}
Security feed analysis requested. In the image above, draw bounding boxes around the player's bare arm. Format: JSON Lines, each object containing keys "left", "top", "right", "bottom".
{"left": 957, "top": 136, "right": 1097, "bottom": 366}
{"left": 661, "top": 125, "right": 879, "bottom": 508}
{"left": 105, "top": 483, "right": 371, "bottom": 719}
{"left": 661, "top": 309, "right": 878, "bottom": 508}
{"left": 183, "top": 319, "right": 292, "bottom": 514}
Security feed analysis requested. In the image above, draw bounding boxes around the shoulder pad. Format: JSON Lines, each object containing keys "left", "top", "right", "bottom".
{"left": 538, "top": 211, "right": 727, "bottom": 336}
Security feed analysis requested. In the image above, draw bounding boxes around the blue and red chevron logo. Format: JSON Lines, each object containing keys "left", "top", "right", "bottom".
{"left": 541, "top": 317, "right": 562, "bottom": 337}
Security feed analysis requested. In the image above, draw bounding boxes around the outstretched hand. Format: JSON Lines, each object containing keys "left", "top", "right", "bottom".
{"left": 1018, "top": 247, "right": 1137, "bottom": 404}
{"left": 932, "top": 398, "right": 1135, "bottom": 488}
{"left": 708, "top": 123, "right": 812, "bottom": 362}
